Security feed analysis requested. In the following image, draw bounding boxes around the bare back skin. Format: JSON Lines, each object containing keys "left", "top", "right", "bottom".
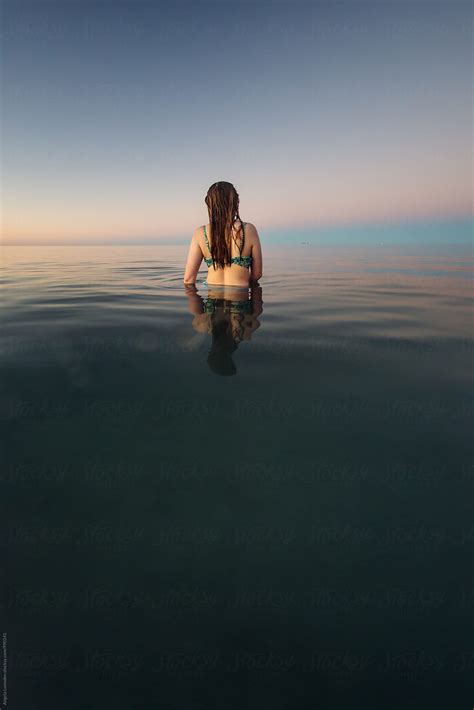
{"left": 183, "top": 220, "right": 263, "bottom": 287}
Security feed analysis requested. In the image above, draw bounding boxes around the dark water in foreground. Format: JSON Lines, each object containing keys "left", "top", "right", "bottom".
{"left": 1, "top": 244, "right": 473, "bottom": 709}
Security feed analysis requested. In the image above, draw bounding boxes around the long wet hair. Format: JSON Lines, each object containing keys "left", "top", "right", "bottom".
{"left": 204, "top": 181, "right": 244, "bottom": 269}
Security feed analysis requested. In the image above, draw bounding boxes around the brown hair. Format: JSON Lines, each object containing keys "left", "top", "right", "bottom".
{"left": 204, "top": 181, "right": 244, "bottom": 269}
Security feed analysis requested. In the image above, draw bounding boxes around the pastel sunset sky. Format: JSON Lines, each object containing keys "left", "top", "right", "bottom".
{"left": 1, "top": 0, "right": 472, "bottom": 244}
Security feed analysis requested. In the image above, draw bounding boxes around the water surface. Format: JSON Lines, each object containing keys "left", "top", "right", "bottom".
{"left": 1, "top": 243, "right": 473, "bottom": 709}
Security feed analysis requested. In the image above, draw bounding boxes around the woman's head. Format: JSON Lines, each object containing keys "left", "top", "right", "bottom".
{"left": 204, "top": 182, "right": 243, "bottom": 269}
{"left": 205, "top": 181, "right": 240, "bottom": 219}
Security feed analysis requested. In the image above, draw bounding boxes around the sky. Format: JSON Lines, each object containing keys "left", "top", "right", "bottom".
{"left": 1, "top": 0, "right": 472, "bottom": 244}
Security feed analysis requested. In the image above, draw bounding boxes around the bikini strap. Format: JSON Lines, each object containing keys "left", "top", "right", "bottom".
{"left": 203, "top": 225, "right": 211, "bottom": 253}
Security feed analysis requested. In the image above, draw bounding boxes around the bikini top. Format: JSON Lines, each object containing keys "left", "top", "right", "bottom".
{"left": 203, "top": 222, "right": 253, "bottom": 268}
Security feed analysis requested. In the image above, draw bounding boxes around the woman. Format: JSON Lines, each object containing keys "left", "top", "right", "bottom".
{"left": 183, "top": 181, "right": 263, "bottom": 288}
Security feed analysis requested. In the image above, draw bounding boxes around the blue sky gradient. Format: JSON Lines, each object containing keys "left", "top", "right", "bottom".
{"left": 1, "top": 0, "right": 472, "bottom": 244}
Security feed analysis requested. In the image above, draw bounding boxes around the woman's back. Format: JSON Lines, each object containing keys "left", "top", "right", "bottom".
{"left": 200, "top": 220, "right": 258, "bottom": 287}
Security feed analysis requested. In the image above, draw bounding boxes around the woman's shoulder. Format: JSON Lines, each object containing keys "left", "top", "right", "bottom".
{"left": 243, "top": 222, "right": 260, "bottom": 241}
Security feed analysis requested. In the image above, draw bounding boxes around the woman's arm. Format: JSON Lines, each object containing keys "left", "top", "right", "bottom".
{"left": 249, "top": 224, "right": 263, "bottom": 286}
{"left": 183, "top": 228, "right": 203, "bottom": 284}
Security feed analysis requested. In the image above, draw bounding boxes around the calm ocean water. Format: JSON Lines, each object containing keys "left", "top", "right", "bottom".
{"left": 1, "top": 243, "right": 473, "bottom": 709}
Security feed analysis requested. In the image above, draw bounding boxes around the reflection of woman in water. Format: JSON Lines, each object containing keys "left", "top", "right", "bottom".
{"left": 184, "top": 285, "right": 263, "bottom": 376}
{"left": 183, "top": 181, "right": 263, "bottom": 288}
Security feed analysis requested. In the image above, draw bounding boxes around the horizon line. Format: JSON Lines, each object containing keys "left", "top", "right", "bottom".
{"left": 2, "top": 214, "right": 472, "bottom": 246}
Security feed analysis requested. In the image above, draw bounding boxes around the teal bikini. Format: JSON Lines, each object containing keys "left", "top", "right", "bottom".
{"left": 203, "top": 222, "right": 253, "bottom": 269}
